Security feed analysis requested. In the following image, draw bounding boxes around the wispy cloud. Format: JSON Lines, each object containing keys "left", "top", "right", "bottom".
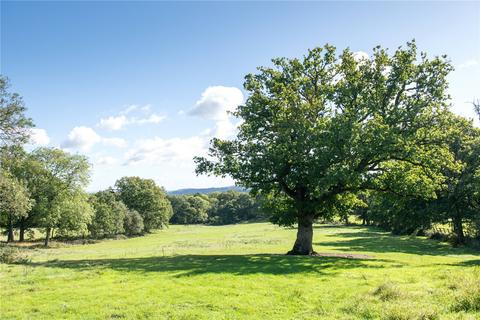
{"left": 458, "top": 59, "right": 479, "bottom": 69}
{"left": 29, "top": 128, "right": 50, "bottom": 146}
{"left": 98, "top": 104, "right": 166, "bottom": 131}
{"left": 124, "top": 136, "right": 207, "bottom": 165}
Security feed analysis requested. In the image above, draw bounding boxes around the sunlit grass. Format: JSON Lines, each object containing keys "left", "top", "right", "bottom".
{"left": 1, "top": 223, "right": 479, "bottom": 319}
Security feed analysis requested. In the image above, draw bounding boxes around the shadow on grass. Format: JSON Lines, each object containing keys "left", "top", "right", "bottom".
{"left": 449, "top": 259, "right": 480, "bottom": 267}
{"left": 318, "top": 229, "right": 479, "bottom": 256}
{"left": 25, "top": 254, "right": 397, "bottom": 277}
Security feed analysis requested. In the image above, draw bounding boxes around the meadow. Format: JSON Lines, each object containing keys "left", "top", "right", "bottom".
{"left": 1, "top": 223, "right": 480, "bottom": 320}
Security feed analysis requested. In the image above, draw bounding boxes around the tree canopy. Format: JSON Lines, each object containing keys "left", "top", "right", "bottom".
{"left": 196, "top": 41, "right": 454, "bottom": 254}
{"left": 0, "top": 170, "right": 32, "bottom": 242}
{"left": 115, "top": 177, "right": 173, "bottom": 232}
{"left": 0, "top": 76, "right": 33, "bottom": 146}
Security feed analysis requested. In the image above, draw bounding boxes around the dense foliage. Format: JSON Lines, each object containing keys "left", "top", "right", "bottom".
{"left": 88, "top": 190, "right": 128, "bottom": 238}
{"left": 356, "top": 113, "right": 480, "bottom": 244}
{"left": 0, "top": 170, "right": 32, "bottom": 241}
{"left": 168, "top": 194, "right": 210, "bottom": 224}
{"left": 196, "top": 41, "right": 456, "bottom": 254}
{"left": 115, "top": 177, "right": 173, "bottom": 232}
{"left": 169, "top": 191, "right": 264, "bottom": 225}
{"left": 0, "top": 76, "right": 33, "bottom": 146}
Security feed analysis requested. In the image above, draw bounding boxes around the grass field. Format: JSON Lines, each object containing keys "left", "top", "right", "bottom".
{"left": 1, "top": 223, "right": 480, "bottom": 319}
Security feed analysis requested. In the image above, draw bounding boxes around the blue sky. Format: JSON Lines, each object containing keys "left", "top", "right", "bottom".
{"left": 1, "top": 1, "right": 479, "bottom": 191}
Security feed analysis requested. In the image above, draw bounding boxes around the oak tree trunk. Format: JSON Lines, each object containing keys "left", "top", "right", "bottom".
{"left": 452, "top": 215, "right": 465, "bottom": 245}
{"left": 287, "top": 214, "right": 315, "bottom": 255}
{"left": 44, "top": 227, "right": 51, "bottom": 247}
{"left": 7, "top": 221, "right": 14, "bottom": 242}
{"left": 19, "top": 224, "right": 25, "bottom": 242}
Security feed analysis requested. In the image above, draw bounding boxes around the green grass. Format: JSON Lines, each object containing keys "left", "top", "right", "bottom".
{"left": 1, "top": 223, "right": 480, "bottom": 319}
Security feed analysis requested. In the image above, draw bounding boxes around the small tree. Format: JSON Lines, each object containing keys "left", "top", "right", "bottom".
{"left": 115, "top": 177, "right": 172, "bottom": 232}
{"left": 54, "top": 191, "right": 93, "bottom": 238}
{"left": 124, "top": 209, "right": 144, "bottom": 236}
{"left": 29, "top": 148, "right": 90, "bottom": 246}
{"left": 89, "top": 189, "right": 128, "bottom": 238}
{"left": 0, "top": 171, "right": 32, "bottom": 242}
{"left": 196, "top": 41, "right": 453, "bottom": 254}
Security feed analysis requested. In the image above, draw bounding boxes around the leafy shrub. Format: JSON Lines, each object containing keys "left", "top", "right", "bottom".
{"left": 89, "top": 190, "right": 128, "bottom": 238}
{"left": 0, "top": 246, "right": 30, "bottom": 264}
{"left": 124, "top": 210, "right": 144, "bottom": 236}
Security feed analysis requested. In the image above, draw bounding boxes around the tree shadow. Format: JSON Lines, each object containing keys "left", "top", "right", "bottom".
{"left": 317, "top": 230, "right": 479, "bottom": 256}
{"left": 446, "top": 259, "right": 480, "bottom": 267}
{"left": 25, "top": 254, "right": 397, "bottom": 277}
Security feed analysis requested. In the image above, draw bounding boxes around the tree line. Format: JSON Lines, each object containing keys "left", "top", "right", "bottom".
{"left": 169, "top": 191, "right": 265, "bottom": 225}
{"left": 0, "top": 76, "right": 262, "bottom": 244}
{"left": 0, "top": 76, "right": 176, "bottom": 245}
{"left": 0, "top": 144, "right": 173, "bottom": 245}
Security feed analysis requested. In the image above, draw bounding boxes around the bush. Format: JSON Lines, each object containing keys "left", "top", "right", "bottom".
{"left": 89, "top": 190, "right": 128, "bottom": 238}
{"left": 0, "top": 246, "right": 30, "bottom": 264}
{"left": 124, "top": 210, "right": 144, "bottom": 236}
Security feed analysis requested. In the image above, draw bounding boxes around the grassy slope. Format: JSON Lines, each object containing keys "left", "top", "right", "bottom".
{"left": 1, "top": 223, "right": 479, "bottom": 320}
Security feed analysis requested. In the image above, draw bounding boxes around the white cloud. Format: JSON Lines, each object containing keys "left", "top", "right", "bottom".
{"left": 353, "top": 51, "right": 369, "bottom": 63}
{"left": 132, "top": 114, "right": 165, "bottom": 125}
{"left": 102, "top": 137, "right": 127, "bottom": 148}
{"left": 188, "top": 86, "right": 244, "bottom": 121}
{"left": 188, "top": 86, "right": 244, "bottom": 140}
{"left": 29, "top": 128, "right": 50, "bottom": 146}
{"left": 98, "top": 105, "right": 165, "bottom": 131}
{"left": 140, "top": 104, "right": 151, "bottom": 112}
{"left": 124, "top": 136, "right": 207, "bottom": 165}
{"left": 96, "top": 156, "right": 118, "bottom": 165}
{"left": 62, "top": 127, "right": 126, "bottom": 151}
{"left": 458, "top": 59, "right": 479, "bottom": 69}
{"left": 120, "top": 104, "right": 140, "bottom": 115}
{"left": 62, "top": 126, "right": 101, "bottom": 151}
{"left": 98, "top": 115, "right": 129, "bottom": 131}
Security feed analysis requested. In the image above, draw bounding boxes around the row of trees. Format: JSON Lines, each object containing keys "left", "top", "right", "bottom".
{"left": 169, "top": 191, "right": 264, "bottom": 225}
{"left": 0, "top": 76, "right": 173, "bottom": 245}
{"left": 195, "top": 41, "right": 480, "bottom": 254}
{"left": 353, "top": 111, "right": 480, "bottom": 243}
{"left": 0, "top": 145, "right": 173, "bottom": 244}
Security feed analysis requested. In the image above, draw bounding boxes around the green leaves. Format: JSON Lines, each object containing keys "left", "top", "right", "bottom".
{"left": 115, "top": 176, "right": 173, "bottom": 232}
{"left": 195, "top": 41, "right": 454, "bottom": 224}
{"left": 0, "top": 76, "right": 34, "bottom": 146}
{"left": 0, "top": 170, "right": 32, "bottom": 223}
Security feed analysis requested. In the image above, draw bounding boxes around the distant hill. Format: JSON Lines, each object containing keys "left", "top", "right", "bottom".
{"left": 168, "top": 185, "right": 247, "bottom": 195}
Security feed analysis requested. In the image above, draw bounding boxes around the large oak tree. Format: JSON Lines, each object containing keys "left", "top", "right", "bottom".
{"left": 195, "top": 42, "right": 453, "bottom": 255}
